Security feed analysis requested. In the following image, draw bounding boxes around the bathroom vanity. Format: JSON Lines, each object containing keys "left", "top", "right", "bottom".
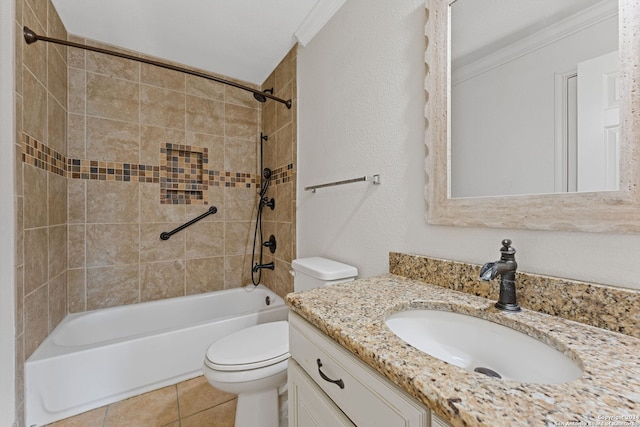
{"left": 286, "top": 274, "right": 640, "bottom": 426}
{"left": 289, "top": 311, "right": 451, "bottom": 426}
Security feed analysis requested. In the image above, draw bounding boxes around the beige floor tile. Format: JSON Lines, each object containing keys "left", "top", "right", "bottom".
{"left": 180, "top": 399, "right": 237, "bottom": 427}
{"left": 104, "top": 385, "right": 179, "bottom": 427}
{"left": 177, "top": 375, "right": 236, "bottom": 418}
{"left": 46, "top": 407, "right": 106, "bottom": 427}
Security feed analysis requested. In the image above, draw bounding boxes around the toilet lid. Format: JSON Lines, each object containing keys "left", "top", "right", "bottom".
{"left": 205, "top": 321, "right": 289, "bottom": 371}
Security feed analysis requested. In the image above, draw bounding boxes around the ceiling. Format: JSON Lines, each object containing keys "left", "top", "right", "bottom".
{"left": 51, "top": 0, "right": 345, "bottom": 85}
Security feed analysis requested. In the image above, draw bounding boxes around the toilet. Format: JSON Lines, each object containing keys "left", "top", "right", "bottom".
{"left": 203, "top": 257, "right": 358, "bottom": 427}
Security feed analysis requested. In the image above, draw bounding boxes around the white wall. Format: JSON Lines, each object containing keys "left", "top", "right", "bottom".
{"left": 0, "top": 0, "right": 16, "bottom": 424}
{"left": 297, "top": 0, "right": 640, "bottom": 290}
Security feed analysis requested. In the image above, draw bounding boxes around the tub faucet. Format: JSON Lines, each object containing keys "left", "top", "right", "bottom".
{"left": 252, "top": 262, "right": 274, "bottom": 273}
{"left": 480, "top": 239, "right": 521, "bottom": 312}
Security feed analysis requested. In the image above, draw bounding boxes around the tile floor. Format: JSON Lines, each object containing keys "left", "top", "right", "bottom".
{"left": 45, "top": 376, "right": 236, "bottom": 427}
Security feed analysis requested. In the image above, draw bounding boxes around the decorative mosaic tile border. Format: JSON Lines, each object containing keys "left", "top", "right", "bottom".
{"left": 272, "top": 163, "right": 294, "bottom": 185}
{"left": 389, "top": 252, "right": 640, "bottom": 338}
{"left": 21, "top": 133, "right": 268, "bottom": 189}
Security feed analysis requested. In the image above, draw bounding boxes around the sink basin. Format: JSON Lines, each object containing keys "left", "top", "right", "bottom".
{"left": 385, "top": 309, "right": 582, "bottom": 384}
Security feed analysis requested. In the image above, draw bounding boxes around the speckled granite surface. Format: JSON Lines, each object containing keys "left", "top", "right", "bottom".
{"left": 390, "top": 252, "right": 640, "bottom": 339}
{"left": 286, "top": 275, "right": 640, "bottom": 427}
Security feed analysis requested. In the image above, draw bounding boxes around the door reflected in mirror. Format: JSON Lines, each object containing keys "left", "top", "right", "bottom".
{"left": 450, "top": 0, "right": 619, "bottom": 198}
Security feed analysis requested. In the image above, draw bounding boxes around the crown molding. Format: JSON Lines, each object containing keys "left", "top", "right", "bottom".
{"left": 452, "top": 0, "right": 618, "bottom": 85}
{"left": 295, "top": 0, "right": 347, "bottom": 46}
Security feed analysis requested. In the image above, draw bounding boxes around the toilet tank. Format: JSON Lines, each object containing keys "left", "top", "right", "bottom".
{"left": 292, "top": 257, "right": 358, "bottom": 292}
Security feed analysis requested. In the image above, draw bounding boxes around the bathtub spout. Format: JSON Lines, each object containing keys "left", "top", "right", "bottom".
{"left": 252, "top": 262, "right": 274, "bottom": 273}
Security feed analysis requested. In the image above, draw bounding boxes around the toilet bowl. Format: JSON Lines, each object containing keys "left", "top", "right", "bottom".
{"left": 204, "top": 321, "right": 289, "bottom": 427}
{"left": 203, "top": 257, "right": 358, "bottom": 427}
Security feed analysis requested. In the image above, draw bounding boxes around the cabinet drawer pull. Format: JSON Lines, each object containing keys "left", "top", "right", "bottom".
{"left": 317, "top": 358, "right": 345, "bottom": 389}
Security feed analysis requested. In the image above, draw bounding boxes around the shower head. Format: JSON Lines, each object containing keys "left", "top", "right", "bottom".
{"left": 263, "top": 168, "right": 272, "bottom": 179}
{"left": 253, "top": 88, "right": 274, "bottom": 103}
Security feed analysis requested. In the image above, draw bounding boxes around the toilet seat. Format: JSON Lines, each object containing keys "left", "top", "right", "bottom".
{"left": 205, "top": 321, "right": 289, "bottom": 372}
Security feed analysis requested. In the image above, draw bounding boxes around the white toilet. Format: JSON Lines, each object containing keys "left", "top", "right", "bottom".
{"left": 203, "top": 257, "right": 358, "bottom": 427}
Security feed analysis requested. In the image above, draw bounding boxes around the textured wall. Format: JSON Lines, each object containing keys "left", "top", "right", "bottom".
{"left": 297, "top": 0, "right": 640, "bottom": 291}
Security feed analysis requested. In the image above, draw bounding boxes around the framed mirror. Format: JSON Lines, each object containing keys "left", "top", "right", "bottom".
{"left": 424, "top": 0, "right": 640, "bottom": 232}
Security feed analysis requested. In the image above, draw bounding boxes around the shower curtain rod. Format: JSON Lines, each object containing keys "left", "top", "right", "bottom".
{"left": 23, "top": 26, "right": 292, "bottom": 109}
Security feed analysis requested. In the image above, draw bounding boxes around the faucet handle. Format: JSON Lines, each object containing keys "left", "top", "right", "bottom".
{"left": 500, "top": 239, "right": 515, "bottom": 254}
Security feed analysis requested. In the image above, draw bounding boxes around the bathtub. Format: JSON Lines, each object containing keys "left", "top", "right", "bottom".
{"left": 25, "top": 285, "right": 288, "bottom": 426}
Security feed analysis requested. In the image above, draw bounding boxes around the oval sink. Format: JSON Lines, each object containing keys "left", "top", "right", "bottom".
{"left": 385, "top": 309, "right": 582, "bottom": 384}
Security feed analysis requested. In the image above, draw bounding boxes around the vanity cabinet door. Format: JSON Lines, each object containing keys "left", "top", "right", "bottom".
{"left": 289, "top": 313, "right": 429, "bottom": 427}
{"left": 432, "top": 413, "right": 453, "bottom": 427}
{"left": 289, "top": 359, "right": 356, "bottom": 427}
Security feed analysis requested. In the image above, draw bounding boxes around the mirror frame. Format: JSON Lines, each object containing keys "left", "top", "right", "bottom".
{"left": 425, "top": 0, "right": 640, "bottom": 233}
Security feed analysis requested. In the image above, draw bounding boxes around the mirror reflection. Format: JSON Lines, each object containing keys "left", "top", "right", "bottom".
{"left": 450, "top": 0, "right": 619, "bottom": 198}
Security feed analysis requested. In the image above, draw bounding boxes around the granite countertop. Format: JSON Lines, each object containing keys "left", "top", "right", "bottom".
{"left": 285, "top": 274, "right": 640, "bottom": 427}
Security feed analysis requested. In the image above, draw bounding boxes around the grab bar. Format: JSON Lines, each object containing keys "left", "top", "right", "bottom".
{"left": 305, "top": 174, "right": 381, "bottom": 193}
{"left": 160, "top": 206, "right": 217, "bottom": 240}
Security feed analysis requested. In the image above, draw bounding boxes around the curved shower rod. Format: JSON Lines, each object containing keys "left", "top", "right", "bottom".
{"left": 23, "top": 26, "right": 292, "bottom": 109}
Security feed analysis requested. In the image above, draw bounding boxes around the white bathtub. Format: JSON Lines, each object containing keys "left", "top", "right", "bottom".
{"left": 25, "top": 285, "right": 288, "bottom": 426}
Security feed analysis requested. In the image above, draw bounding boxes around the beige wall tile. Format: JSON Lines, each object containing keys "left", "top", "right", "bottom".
{"left": 47, "top": 96, "right": 66, "bottom": 155}
{"left": 24, "top": 284, "right": 48, "bottom": 358}
{"left": 47, "top": 45, "right": 67, "bottom": 108}
{"left": 87, "top": 181, "right": 139, "bottom": 224}
{"left": 66, "top": 268, "right": 86, "bottom": 313}
{"left": 67, "top": 67, "right": 86, "bottom": 115}
{"left": 23, "top": 164, "right": 47, "bottom": 229}
{"left": 177, "top": 376, "right": 235, "bottom": 418}
{"left": 225, "top": 85, "right": 257, "bottom": 109}
{"left": 14, "top": 24, "right": 23, "bottom": 97}
{"left": 185, "top": 221, "right": 224, "bottom": 259}
{"left": 22, "top": 69, "right": 47, "bottom": 142}
{"left": 86, "top": 224, "right": 140, "bottom": 267}
{"left": 86, "top": 117, "right": 140, "bottom": 163}
{"left": 86, "top": 265, "right": 139, "bottom": 310}
{"left": 276, "top": 222, "right": 293, "bottom": 263}
{"left": 67, "top": 113, "right": 85, "bottom": 159}
{"left": 67, "top": 225, "right": 85, "bottom": 269}
{"left": 139, "top": 183, "right": 185, "bottom": 223}
{"left": 22, "top": 4, "right": 46, "bottom": 85}
{"left": 185, "top": 75, "right": 225, "bottom": 101}
{"left": 185, "top": 187, "right": 224, "bottom": 221}
{"left": 276, "top": 122, "right": 294, "bottom": 169}
{"left": 223, "top": 187, "right": 256, "bottom": 222}
{"left": 140, "top": 125, "right": 185, "bottom": 165}
{"left": 48, "top": 272, "right": 67, "bottom": 332}
{"left": 275, "top": 81, "right": 293, "bottom": 131}
{"left": 185, "top": 132, "right": 224, "bottom": 171}
{"left": 15, "top": 196, "right": 24, "bottom": 267}
{"left": 224, "top": 138, "right": 257, "bottom": 174}
{"left": 186, "top": 257, "right": 225, "bottom": 295}
{"left": 67, "top": 179, "right": 86, "bottom": 224}
{"left": 140, "top": 85, "right": 186, "bottom": 129}
{"left": 186, "top": 95, "right": 224, "bottom": 135}
{"left": 225, "top": 103, "right": 259, "bottom": 141}
{"left": 15, "top": 266, "right": 24, "bottom": 336}
{"left": 224, "top": 255, "right": 252, "bottom": 289}
{"left": 141, "top": 63, "right": 185, "bottom": 91}
{"left": 104, "top": 385, "right": 179, "bottom": 427}
{"left": 224, "top": 222, "right": 252, "bottom": 256}
{"left": 48, "top": 1, "right": 67, "bottom": 41}
{"left": 276, "top": 182, "right": 293, "bottom": 223}
{"left": 86, "top": 73, "right": 139, "bottom": 122}
{"left": 23, "top": 228, "right": 48, "bottom": 295}
{"left": 86, "top": 50, "right": 139, "bottom": 82}
{"left": 48, "top": 224, "right": 67, "bottom": 280}
{"left": 25, "top": 0, "right": 47, "bottom": 31}
{"left": 140, "top": 223, "right": 185, "bottom": 263}
{"left": 48, "top": 172, "right": 67, "bottom": 225}
{"left": 66, "top": 36, "right": 85, "bottom": 69}
{"left": 140, "top": 260, "right": 185, "bottom": 302}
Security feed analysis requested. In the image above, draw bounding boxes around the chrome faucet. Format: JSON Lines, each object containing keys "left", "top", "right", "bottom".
{"left": 480, "top": 239, "right": 521, "bottom": 312}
